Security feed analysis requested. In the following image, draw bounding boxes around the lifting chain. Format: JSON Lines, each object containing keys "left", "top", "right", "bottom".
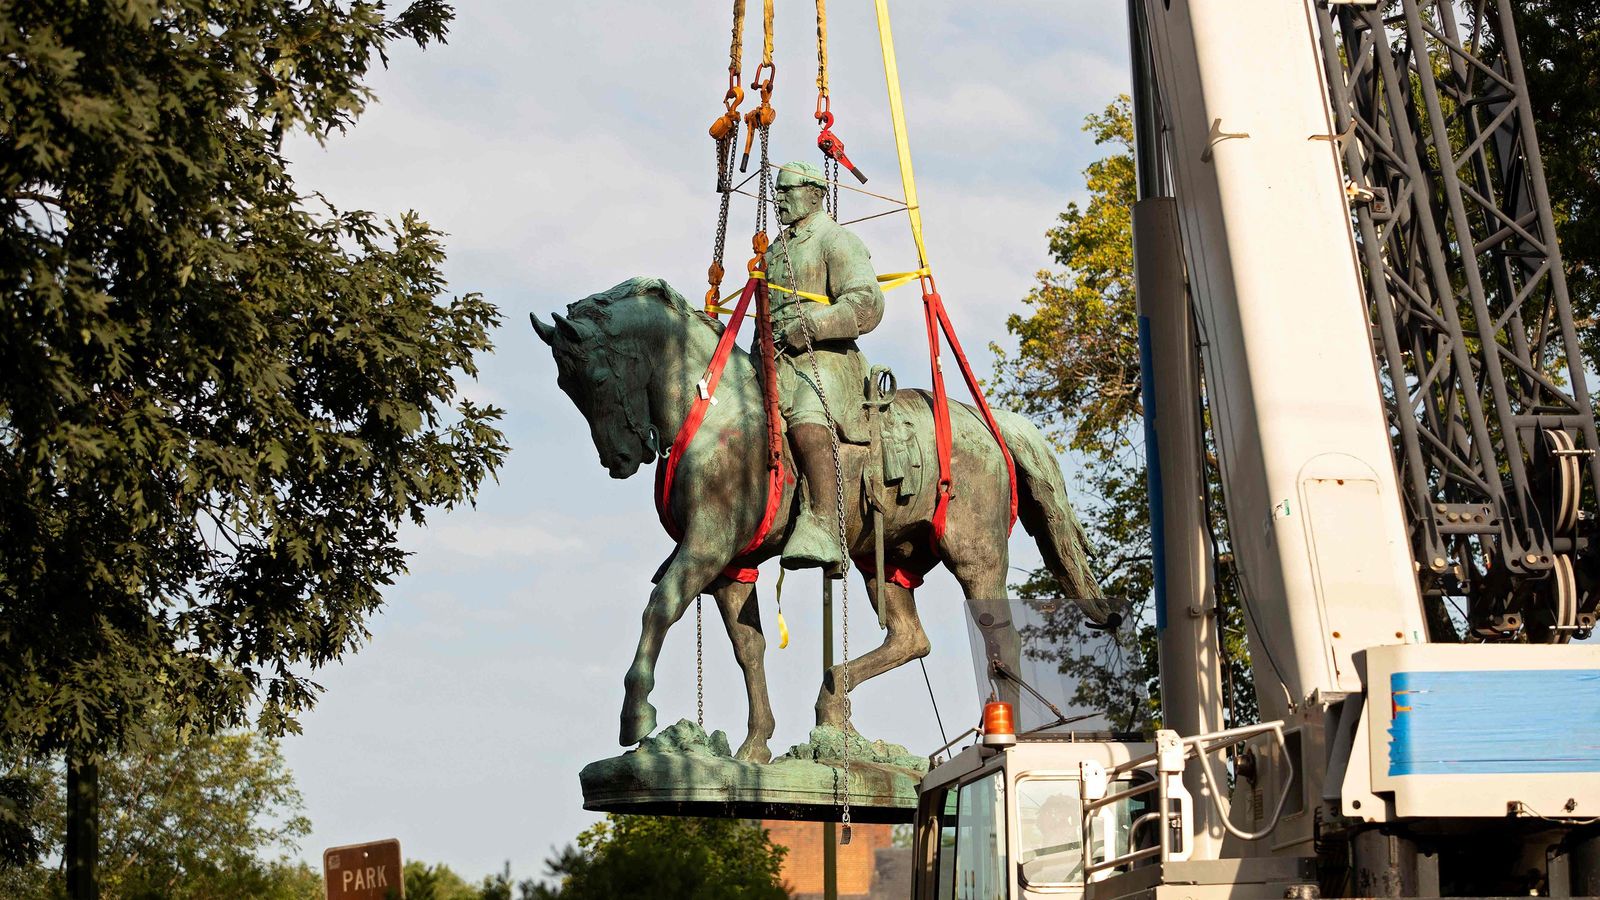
{"left": 823, "top": 155, "right": 840, "bottom": 220}
{"left": 696, "top": 596, "right": 705, "bottom": 728}
{"left": 706, "top": 0, "right": 746, "bottom": 316}
{"left": 741, "top": 66, "right": 776, "bottom": 173}
{"left": 706, "top": 114, "right": 739, "bottom": 315}
{"left": 742, "top": 0, "right": 775, "bottom": 273}
{"left": 749, "top": 121, "right": 774, "bottom": 274}
{"left": 740, "top": 0, "right": 776, "bottom": 173}
{"left": 788, "top": 268, "right": 854, "bottom": 844}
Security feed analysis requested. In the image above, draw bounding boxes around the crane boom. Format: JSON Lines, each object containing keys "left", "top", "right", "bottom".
{"left": 909, "top": 2, "right": 1600, "bottom": 897}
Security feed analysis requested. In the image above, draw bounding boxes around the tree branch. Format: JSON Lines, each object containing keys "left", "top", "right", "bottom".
{"left": 9, "top": 190, "right": 63, "bottom": 208}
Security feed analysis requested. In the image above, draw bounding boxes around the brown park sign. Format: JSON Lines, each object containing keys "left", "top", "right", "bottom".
{"left": 323, "top": 838, "right": 403, "bottom": 900}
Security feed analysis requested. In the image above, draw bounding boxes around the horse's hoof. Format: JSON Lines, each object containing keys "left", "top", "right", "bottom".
{"left": 735, "top": 738, "right": 773, "bottom": 764}
{"left": 619, "top": 704, "right": 658, "bottom": 746}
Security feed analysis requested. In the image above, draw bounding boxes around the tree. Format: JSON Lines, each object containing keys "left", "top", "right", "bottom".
{"left": 527, "top": 816, "right": 789, "bottom": 900}
{"left": 0, "top": 0, "right": 506, "bottom": 765}
{"left": 405, "top": 860, "right": 522, "bottom": 900}
{"left": 991, "top": 98, "right": 1256, "bottom": 732}
{"left": 1514, "top": 1, "right": 1600, "bottom": 360}
{"left": 1, "top": 715, "right": 323, "bottom": 899}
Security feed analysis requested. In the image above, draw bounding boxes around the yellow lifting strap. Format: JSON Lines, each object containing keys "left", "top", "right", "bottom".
{"left": 815, "top": 0, "right": 828, "bottom": 100}
{"left": 729, "top": 0, "right": 746, "bottom": 72}
{"left": 872, "top": 0, "right": 931, "bottom": 279}
{"left": 761, "top": 0, "right": 775, "bottom": 68}
{"left": 710, "top": 269, "right": 929, "bottom": 315}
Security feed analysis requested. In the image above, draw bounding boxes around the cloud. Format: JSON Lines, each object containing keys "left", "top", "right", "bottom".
{"left": 278, "top": 0, "right": 1134, "bottom": 881}
{"left": 421, "top": 517, "right": 585, "bottom": 562}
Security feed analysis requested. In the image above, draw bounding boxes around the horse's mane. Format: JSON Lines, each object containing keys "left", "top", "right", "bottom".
{"left": 566, "top": 276, "right": 726, "bottom": 337}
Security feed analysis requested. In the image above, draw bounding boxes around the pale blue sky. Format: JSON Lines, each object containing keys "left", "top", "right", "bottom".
{"left": 280, "top": 0, "right": 1133, "bottom": 881}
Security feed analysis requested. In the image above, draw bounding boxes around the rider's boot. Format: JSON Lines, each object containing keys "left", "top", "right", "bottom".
{"left": 781, "top": 422, "right": 846, "bottom": 571}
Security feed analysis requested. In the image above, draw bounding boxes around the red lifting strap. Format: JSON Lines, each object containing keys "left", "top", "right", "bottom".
{"left": 922, "top": 280, "right": 1017, "bottom": 543}
{"left": 655, "top": 278, "right": 790, "bottom": 578}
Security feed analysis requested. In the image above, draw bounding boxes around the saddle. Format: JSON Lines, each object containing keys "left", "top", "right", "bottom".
{"left": 857, "top": 365, "right": 924, "bottom": 506}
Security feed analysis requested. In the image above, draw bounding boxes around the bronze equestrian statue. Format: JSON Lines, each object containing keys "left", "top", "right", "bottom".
{"left": 766, "top": 162, "right": 883, "bottom": 570}
{"left": 533, "top": 162, "right": 1115, "bottom": 764}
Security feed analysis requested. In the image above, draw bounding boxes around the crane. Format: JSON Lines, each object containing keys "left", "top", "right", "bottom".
{"left": 908, "top": 1, "right": 1600, "bottom": 897}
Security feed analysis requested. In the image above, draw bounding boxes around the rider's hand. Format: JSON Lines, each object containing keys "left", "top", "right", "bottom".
{"left": 775, "top": 312, "right": 812, "bottom": 350}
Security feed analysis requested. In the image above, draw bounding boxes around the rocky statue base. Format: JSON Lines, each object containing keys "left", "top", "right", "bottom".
{"left": 579, "top": 720, "right": 929, "bottom": 824}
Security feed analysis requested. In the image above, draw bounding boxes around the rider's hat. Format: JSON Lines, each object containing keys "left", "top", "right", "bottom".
{"left": 776, "top": 161, "right": 828, "bottom": 192}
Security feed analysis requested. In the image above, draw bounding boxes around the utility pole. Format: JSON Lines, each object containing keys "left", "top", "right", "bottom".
{"left": 821, "top": 574, "right": 838, "bottom": 900}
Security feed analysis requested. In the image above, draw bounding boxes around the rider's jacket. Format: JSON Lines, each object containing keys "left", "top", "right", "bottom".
{"left": 764, "top": 209, "right": 886, "bottom": 343}
{"left": 762, "top": 209, "right": 886, "bottom": 441}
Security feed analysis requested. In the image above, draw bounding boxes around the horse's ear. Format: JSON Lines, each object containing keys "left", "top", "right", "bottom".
{"left": 530, "top": 313, "right": 557, "bottom": 345}
{"left": 552, "top": 313, "right": 585, "bottom": 343}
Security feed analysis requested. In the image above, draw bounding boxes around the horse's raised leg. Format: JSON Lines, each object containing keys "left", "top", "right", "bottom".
{"left": 711, "top": 579, "right": 775, "bottom": 763}
{"left": 621, "top": 545, "right": 726, "bottom": 746}
{"left": 815, "top": 573, "right": 930, "bottom": 727}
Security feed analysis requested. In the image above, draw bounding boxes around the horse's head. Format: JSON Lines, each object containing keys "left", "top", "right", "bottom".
{"left": 532, "top": 277, "right": 694, "bottom": 479}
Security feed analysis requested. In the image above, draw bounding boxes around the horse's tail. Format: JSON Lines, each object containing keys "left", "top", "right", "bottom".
{"left": 997, "top": 411, "right": 1122, "bottom": 628}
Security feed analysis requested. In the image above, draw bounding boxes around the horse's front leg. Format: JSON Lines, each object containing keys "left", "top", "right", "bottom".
{"left": 711, "top": 579, "right": 775, "bottom": 763}
{"left": 620, "top": 542, "right": 726, "bottom": 746}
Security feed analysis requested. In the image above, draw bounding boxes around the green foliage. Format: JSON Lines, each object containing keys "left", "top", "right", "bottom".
{"left": 992, "top": 98, "right": 1256, "bottom": 732}
{"left": 0, "top": 1, "right": 506, "bottom": 758}
{"left": 1, "top": 715, "right": 322, "bottom": 899}
{"left": 404, "top": 860, "right": 526, "bottom": 900}
{"left": 405, "top": 860, "right": 482, "bottom": 900}
{"left": 1515, "top": 1, "right": 1600, "bottom": 359}
{"left": 528, "top": 815, "right": 789, "bottom": 900}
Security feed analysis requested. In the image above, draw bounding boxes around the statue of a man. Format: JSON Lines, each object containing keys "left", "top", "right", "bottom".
{"left": 764, "top": 161, "right": 886, "bottom": 570}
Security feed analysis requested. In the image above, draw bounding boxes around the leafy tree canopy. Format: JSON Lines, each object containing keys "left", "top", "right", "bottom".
{"left": 992, "top": 98, "right": 1255, "bottom": 731}
{"left": 1515, "top": 0, "right": 1600, "bottom": 358}
{"left": 405, "top": 860, "right": 523, "bottom": 900}
{"left": 528, "top": 815, "right": 789, "bottom": 900}
{"left": 0, "top": 0, "right": 506, "bottom": 757}
{"left": 1, "top": 715, "right": 322, "bottom": 899}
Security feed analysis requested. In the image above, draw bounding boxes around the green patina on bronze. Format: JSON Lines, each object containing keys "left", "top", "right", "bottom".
{"left": 768, "top": 160, "right": 885, "bottom": 567}
{"left": 533, "top": 164, "right": 1116, "bottom": 785}
{"left": 579, "top": 720, "right": 927, "bottom": 823}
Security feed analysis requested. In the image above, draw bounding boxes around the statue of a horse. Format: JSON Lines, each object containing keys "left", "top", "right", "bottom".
{"left": 533, "top": 276, "right": 1114, "bottom": 763}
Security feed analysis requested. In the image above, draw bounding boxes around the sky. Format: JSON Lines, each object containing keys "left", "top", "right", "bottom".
{"left": 278, "top": 0, "right": 1133, "bottom": 882}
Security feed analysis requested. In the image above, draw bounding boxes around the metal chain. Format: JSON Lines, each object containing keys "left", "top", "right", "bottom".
{"left": 696, "top": 596, "right": 704, "bottom": 729}
{"left": 825, "top": 156, "right": 840, "bottom": 219}
{"left": 710, "top": 120, "right": 739, "bottom": 296}
{"left": 795, "top": 309, "right": 854, "bottom": 841}
{"left": 755, "top": 126, "right": 773, "bottom": 239}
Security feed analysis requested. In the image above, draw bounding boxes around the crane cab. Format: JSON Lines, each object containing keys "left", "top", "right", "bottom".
{"left": 910, "top": 734, "right": 1154, "bottom": 900}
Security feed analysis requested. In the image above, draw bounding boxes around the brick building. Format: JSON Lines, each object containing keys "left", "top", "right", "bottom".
{"left": 762, "top": 820, "right": 912, "bottom": 900}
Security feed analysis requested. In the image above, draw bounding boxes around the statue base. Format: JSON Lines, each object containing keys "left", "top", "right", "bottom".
{"left": 579, "top": 720, "right": 929, "bottom": 824}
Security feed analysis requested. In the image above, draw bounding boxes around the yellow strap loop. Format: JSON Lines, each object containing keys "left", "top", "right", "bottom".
{"left": 739, "top": 271, "right": 831, "bottom": 305}
{"left": 775, "top": 569, "right": 790, "bottom": 649}
{"left": 720, "top": 268, "right": 931, "bottom": 309}
{"left": 876, "top": 268, "right": 930, "bottom": 292}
